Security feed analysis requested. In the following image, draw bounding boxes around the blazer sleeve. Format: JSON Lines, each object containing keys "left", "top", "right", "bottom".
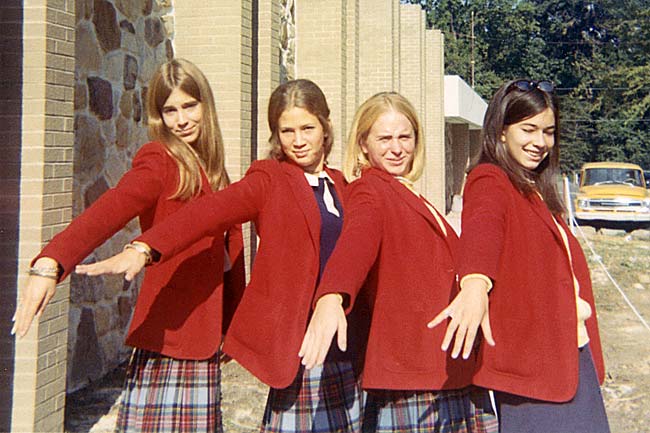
{"left": 458, "top": 164, "right": 511, "bottom": 281}
{"left": 315, "top": 178, "right": 383, "bottom": 312}
{"left": 138, "top": 161, "right": 272, "bottom": 260}
{"left": 222, "top": 223, "right": 246, "bottom": 333}
{"left": 36, "top": 143, "right": 168, "bottom": 280}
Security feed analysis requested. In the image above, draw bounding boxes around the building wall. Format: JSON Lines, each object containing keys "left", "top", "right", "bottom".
{"left": 13, "top": 1, "right": 76, "bottom": 431}
{"left": 295, "top": 0, "right": 350, "bottom": 166}
{"left": 358, "top": 0, "right": 398, "bottom": 100}
{"left": 422, "top": 29, "right": 446, "bottom": 210}
{"left": 11, "top": 1, "right": 451, "bottom": 430}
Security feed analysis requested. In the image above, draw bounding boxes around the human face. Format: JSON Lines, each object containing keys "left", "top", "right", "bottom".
{"left": 502, "top": 107, "right": 556, "bottom": 170}
{"left": 162, "top": 87, "right": 203, "bottom": 146}
{"left": 361, "top": 110, "right": 415, "bottom": 177}
{"left": 278, "top": 106, "right": 326, "bottom": 174}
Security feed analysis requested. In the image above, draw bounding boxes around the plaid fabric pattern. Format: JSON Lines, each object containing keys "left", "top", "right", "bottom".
{"left": 115, "top": 348, "right": 222, "bottom": 433}
{"left": 261, "top": 360, "right": 364, "bottom": 433}
{"left": 363, "top": 386, "right": 498, "bottom": 433}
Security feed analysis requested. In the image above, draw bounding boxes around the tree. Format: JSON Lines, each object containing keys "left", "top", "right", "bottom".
{"left": 405, "top": 0, "right": 650, "bottom": 170}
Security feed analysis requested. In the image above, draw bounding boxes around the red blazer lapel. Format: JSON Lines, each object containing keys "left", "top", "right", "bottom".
{"left": 384, "top": 172, "right": 452, "bottom": 240}
{"left": 528, "top": 193, "right": 565, "bottom": 244}
{"left": 281, "top": 162, "right": 321, "bottom": 250}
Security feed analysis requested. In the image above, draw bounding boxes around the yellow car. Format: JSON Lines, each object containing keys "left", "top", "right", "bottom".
{"left": 575, "top": 162, "right": 650, "bottom": 226}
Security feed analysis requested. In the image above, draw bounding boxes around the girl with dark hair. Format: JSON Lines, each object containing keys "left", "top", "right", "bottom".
{"left": 76, "top": 79, "right": 368, "bottom": 433}
{"left": 13, "top": 58, "right": 246, "bottom": 432}
{"left": 429, "top": 79, "right": 610, "bottom": 432}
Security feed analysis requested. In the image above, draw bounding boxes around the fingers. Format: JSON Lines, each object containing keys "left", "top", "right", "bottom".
{"left": 450, "top": 320, "right": 468, "bottom": 359}
{"left": 336, "top": 316, "right": 347, "bottom": 352}
{"left": 299, "top": 299, "right": 346, "bottom": 370}
{"left": 427, "top": 307, "right": 452, "bottom": 329}
{"left": 481, "top": 311, "right": 496, "bottom": 346}
{"left": 461, "top": 326, "right": 478, "bottom": 360}
{"left": 13, "top": 276, "right": 56, "bottom": 338}
{"left": 75, "top": 261, "right": 110, "bottom": 276}
{"left": 75, "top": 251, "right": 146, "bottom": 279}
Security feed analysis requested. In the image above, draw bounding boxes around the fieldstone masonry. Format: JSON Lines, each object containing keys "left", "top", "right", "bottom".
{"left": 69, "top": 0, "right": 173, "bottom": 394}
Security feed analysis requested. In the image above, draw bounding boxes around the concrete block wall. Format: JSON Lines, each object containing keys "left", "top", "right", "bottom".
{"left": 295, "top": 0, "right": 349, "bottom": 167}
{"left": 173, "top": 0, "right": 253, "bottom": 181}
{"left": 423, "top": 29, "right": 446, "bottom": 210}
{"left": 358, "top": 0, "right": 398, "bottom": 100}
{"left": 343, "top": 0, "right": 359, "bottom": 161}
{"left": 14, "top": 0, "right": 76, "bottom": 431}
{"left": 256, "top": 0, "right": 282, "bottom": 160}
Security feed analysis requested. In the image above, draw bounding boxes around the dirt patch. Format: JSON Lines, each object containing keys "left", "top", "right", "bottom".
{"left": 580, "top": 228, "right": 650, "bottom": 433}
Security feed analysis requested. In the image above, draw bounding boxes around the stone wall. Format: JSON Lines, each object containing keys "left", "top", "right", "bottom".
{"left": 68, "top": 0, "right": 173, "bottom": 392}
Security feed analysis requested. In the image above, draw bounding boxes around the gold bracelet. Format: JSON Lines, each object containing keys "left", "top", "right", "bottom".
{"left": 28, "top": 267, "right": 59, "bottom": 280}
{"left": 123, "top": 243, "right": 152, "bottom": 266}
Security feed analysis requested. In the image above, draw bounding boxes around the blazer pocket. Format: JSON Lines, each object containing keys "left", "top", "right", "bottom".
{"left": 488, "top": 318, "right": 538, "bottom": 378}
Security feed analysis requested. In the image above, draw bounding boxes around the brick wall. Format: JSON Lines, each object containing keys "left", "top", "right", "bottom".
{"left": 358, "top": 0, "right": 398, "bottom": 100}
{"left": 14, "top": 0, "right": 76, "bottom": 431}
{"left": 423, "top": 29, "right": 445, "bottom": 210}
{"left": 295, "top": 0, "right": 348, "bottom": 167}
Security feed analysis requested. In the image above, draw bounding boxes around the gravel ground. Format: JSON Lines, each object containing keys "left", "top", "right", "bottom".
{"left": 64, "top": 226, "right": 650, "bottom": 433}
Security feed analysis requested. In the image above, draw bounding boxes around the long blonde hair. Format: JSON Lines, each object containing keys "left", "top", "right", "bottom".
{"left": 343, "top": 92, "right": 425, "bottom": 182}
{"left": 147, "top": 58, "right": 230, "bottom": 199}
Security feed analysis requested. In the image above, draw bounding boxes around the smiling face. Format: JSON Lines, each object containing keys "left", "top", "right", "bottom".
{"left": 361, "top": 110, "right": 416, "bottom": 177}
{"left": 278, "top": 106, "right": 326, "bottom": 174}
{"left": 162, "top": 87, "right": 203, "bottom": 146}
{"left": 502, "top": 107, "right": 556, "bottom": 170}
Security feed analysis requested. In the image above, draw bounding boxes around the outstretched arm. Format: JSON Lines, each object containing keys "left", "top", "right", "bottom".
{"left": 299, "top": 293, "right": 347, "bottom": 369}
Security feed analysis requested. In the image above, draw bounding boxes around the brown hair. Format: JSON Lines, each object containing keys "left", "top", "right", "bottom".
{"left": 267, "top": 79, "right": 334, "bottom": 161}
{"left": 147, "top": 58, "right": 230, "bottom": 200}
{"left": 343, "top": 92, "right": 425, "bottom": 182}
{"left": 473, "top": 79, "right": 564, "bottom": 214}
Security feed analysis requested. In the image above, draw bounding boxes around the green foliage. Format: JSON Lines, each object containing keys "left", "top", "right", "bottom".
{"left": 403, "top": 0, "right": 650, "bottom": 170}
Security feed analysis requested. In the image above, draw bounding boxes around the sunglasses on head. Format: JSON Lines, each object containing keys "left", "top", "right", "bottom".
{"left": 508, "top": 80, "right": 555, "bottom": 94}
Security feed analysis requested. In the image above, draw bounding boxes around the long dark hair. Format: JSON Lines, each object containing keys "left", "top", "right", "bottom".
{"left": 472, "top": 79, "right": 564, "bottom": 214}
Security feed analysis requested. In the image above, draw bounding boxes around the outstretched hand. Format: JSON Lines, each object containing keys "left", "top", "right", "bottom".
{"left": 12, "top": 257, "right": 59, "bottom": 338}
{"left": 299, "top": 293, "right": 347, "bottom": 370}
{"left": 75, "top": 248, "right": 147, "bottom": 281}
{"left": 428, "top": 280, "right": 495, "bottom": 359}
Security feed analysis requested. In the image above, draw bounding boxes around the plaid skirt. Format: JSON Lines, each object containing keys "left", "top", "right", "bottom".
{"left": 363, "top": 386, "right": 498, "bottom": 433}
{"left": 115, "top": 348, "right": 222, "bottom": 433}
{"left": 261, "top": 360, "right": 364, "bottom": 433}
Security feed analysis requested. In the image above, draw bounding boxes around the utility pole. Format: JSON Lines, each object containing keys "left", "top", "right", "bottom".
{"left": 470, "top": 10, "right": 475, "bottom": 88}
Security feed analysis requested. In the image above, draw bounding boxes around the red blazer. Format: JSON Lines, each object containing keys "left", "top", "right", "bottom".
{"left": 137, "top": 159, "right": 354, "bottom": 388}
{"left": 458, "top": 163, "right": 605, "bottom": 402}
{"left": 314, "top": 168, "right": 475, "bottom": 390}
{"left": 37, "top": 142, "right": 246, "bottom": 360}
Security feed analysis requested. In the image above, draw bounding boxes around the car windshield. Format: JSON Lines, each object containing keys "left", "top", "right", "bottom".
{"left": 583, "top": 168, "right": 644, "bottom": 187}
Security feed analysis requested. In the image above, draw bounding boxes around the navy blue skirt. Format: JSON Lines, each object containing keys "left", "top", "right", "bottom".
{"left": 495, "top": 345, "right": 610, "bottom": 433}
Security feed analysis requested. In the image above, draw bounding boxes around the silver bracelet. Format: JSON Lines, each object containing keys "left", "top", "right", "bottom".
{"left": 28, "top": 267, "right": 59, "bottom": 280}
{"left": 123, "top": 243, "right": 153, "bottom": 265}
